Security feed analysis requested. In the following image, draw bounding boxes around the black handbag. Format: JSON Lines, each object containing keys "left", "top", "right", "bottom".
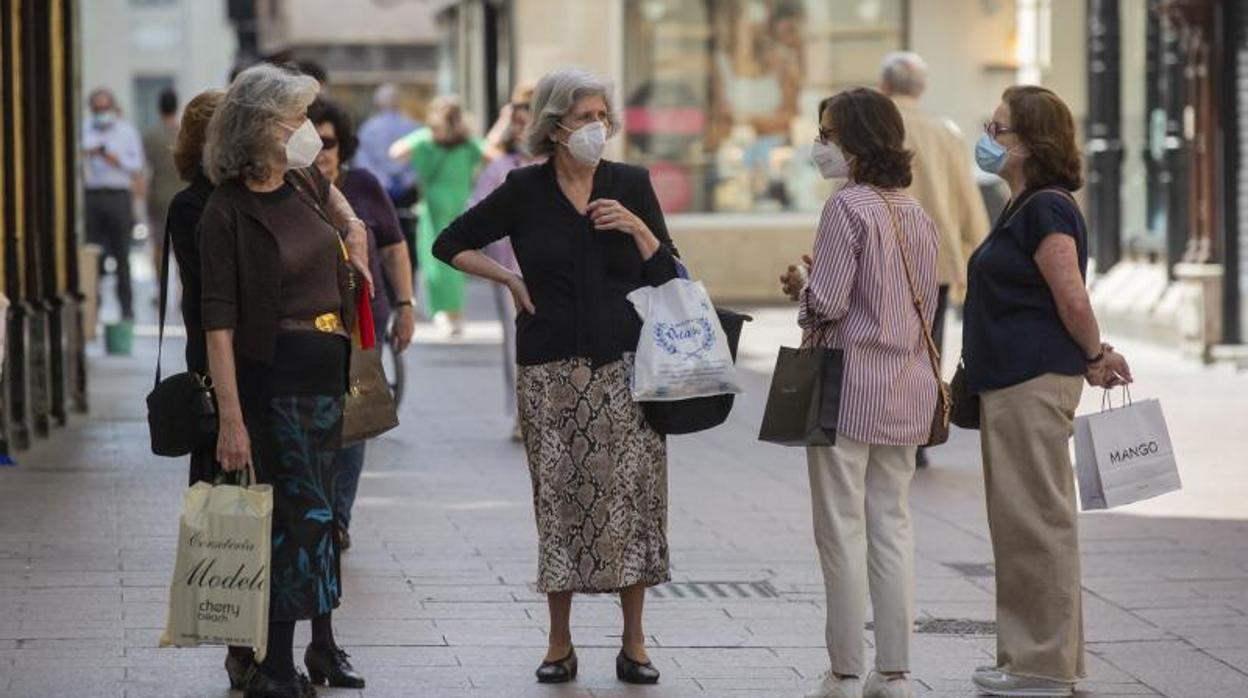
{"left": 642, "top": 308, "right": 751, "bottom": 435}
{"left": 949, "top": 361, "right": 980, "bottom": 430}
{"left": 757, "top": 328, "right": 844, "bottom": 447}
{"left": 147, "top": 218, "right": 218, "bottom": 457}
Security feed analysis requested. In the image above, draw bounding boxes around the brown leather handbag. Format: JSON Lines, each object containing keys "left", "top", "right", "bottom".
{"left": 874, "top": 189, "right": 951, "bottom": 447}
{"left": 341, "top": 284, "right": 399, "bottom": 445}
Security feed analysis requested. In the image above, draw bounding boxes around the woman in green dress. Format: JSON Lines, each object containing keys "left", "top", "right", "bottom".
{"left": 391, "top": 96, "right": 485, "bottom": 336}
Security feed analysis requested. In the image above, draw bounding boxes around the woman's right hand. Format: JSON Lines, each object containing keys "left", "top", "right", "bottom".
{"left": 779, "top": 254, "right": 812, "bottom": 301}
{"left": 505, "top": 273, "right": 536, "bottom": 316}
{"left": 216, "top": 416, "right": 252, "bottom": 472}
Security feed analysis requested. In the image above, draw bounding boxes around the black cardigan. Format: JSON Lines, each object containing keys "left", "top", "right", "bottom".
{"left": 433, "top": 160, "right": 679, "bottom": 367}
{"left": 166, "top": 170, "right": 214, "bottom": 374}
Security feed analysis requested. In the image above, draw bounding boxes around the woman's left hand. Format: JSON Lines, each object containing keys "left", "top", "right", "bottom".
{"left": 588, "top": 199, "right": 648, "bottom": 238}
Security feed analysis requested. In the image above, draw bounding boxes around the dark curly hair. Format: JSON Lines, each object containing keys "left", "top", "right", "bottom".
{"left": 819, "top": 88, "right": 912, "bottom": 190}
{"left": 1003, "top": 85, "right": 1084, "bottom": 191}
{"left": 307, "top": 97, "right": 358, "bottom": 163}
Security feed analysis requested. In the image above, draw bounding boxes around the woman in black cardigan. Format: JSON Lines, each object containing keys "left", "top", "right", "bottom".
{"left": 433, "top": 68, "right": 679, "bottom": 686}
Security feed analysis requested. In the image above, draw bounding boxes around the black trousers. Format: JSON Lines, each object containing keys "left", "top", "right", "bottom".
{"left": 86, "top": 188, "right": 135, "bottom": 319}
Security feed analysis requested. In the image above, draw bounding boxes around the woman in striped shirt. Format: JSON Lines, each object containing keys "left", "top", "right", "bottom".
{"left": 781, "top": 88, "right": 940, "bottom": 698}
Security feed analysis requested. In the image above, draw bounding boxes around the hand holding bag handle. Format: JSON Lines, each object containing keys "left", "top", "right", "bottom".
{"left": 871, "top": 187, "right": 951, "bottom": 447}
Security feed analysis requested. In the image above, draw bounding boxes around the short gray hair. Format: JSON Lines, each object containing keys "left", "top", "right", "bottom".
{"left": 881, "top": 51, "right": 928, "bottom": 98}
{"left": 203, "top": 63, "right": 320, "bottom": 184}
{"left": 524, "top": 68, "right": 618, "bottom": 158}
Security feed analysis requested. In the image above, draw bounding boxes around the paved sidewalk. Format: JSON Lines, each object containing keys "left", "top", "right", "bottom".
{"left": 2, "top": 280, "right": 1248, "bottom": 697}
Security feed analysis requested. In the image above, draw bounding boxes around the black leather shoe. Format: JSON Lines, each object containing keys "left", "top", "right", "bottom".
{"left": 225, "top": 650, "right": 258, "bottom": 690}
{"left": 616, "top": 649, "right": 660, "bottom": 684}
{"left": 305, "top": 643, "right": 365, "bottom": 689}
{"left": 535, "top": 646, "right": 577, "bottom": 684}
{"left": 243, "top": 670, "right": 317, "bottom": 698}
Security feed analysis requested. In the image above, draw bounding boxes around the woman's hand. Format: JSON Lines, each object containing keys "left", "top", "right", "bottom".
{"left": 587, "top": 199, "right": 648, "bottom": 237}
{"left": 505, "top": 273, "right": 536, "bottom": 315}
{"left": 780, "top": 254, "right": 812, "bottom": 301}
{"left": 216, "top": 416, "right": 252, "bottom": 472}
{"left": 390, "top": 307, "right": 416, "bottom": 354}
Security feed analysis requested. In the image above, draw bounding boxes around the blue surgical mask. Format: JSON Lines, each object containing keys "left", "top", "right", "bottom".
{"left": 975, "top": 133, "right": 1009, "bottom": 174}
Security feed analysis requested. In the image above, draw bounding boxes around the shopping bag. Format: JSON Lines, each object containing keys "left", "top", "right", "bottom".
{"left": 1074, "top": 392, "right": 1181, "bottom": 510}
{"left": 642, "top": 308, "right": 752, "bottom": 435}
{"left": 160, "top": 469, "right": 272, "bottom": 659}
{"left": 757, "top": 340, "right": 844, "bottom": 447}
{"left": 627, "top": 278, "right": 744, "bottom": 401}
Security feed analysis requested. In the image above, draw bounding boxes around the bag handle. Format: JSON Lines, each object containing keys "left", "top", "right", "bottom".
{"left": 153, "top": 215, "right": 174, "bottom": 388}
{"left": 869, "top": 187, "right": 948, "bottom": 397}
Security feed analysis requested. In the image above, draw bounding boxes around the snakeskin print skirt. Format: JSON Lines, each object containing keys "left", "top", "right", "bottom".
{"left": 517, "top": 355, "right": 671, "bottom": 594}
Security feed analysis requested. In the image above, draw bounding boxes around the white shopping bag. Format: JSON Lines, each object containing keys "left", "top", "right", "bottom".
{"left": 1074, "top": 393, "right": 1181, "bottom": 511}
{"left": 627, "top": 278, "right": 744, "bottom": 401}
{"left": 161, "top": 473, "right": 272, "bottom": 659}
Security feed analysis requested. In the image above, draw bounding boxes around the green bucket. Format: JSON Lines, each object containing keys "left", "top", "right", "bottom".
{"left": 104, "top": 320, "right": 134, "bottom": 356}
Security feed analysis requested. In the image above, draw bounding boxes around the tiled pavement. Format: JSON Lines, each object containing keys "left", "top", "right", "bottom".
{"left": 2, "top": 281, "right": 1248, "bottom": 697}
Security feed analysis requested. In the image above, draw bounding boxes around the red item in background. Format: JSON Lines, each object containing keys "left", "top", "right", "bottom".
{"left": 356, "top": 283, "right": 376, "bottom": 349}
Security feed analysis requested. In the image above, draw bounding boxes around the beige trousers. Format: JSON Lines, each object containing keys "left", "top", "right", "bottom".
{"left": 807, "top": 436, "right": 916, "bottom": 675}
{"left": 980, "top": 373, "right": 1086, "bottom": 682}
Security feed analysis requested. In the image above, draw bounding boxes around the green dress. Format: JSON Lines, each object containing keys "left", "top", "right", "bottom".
{"left": 406, "top": 129, "right": 484, "bottom": 315}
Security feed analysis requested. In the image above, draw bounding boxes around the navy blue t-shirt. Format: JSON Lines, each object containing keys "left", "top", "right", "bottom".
{"left": 962, "top": 188, "right": 1088, "bottom": 394}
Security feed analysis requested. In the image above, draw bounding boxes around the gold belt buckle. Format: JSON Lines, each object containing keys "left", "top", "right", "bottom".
{"left": 314, "top": 312, "right": 339, "bottom": 333}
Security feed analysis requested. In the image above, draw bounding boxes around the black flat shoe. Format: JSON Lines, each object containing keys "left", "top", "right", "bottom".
{"left": 243, "top": 670, "right": 317, "bottom": 698}
{"left": 616, "top": 649, "right": 660, "bottom": 684}
{"left": 225, "top": 650, "right": 258, "bottom": 690}
{"left": 305, "top": 643, "right": 365, "bottom": 688}
{"left": 535, "top": 646, "right": 577, "bottom": 684}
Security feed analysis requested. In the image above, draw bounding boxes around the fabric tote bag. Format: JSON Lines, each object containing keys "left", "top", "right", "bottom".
{"left": 1074, "top": 389, "right": 1181, "bottom": 511}
{"left": 757, "top": 329, "right": 844, "bottom": 447}
{"left": 161, "top": 468, "right": 272, "bottom": 659}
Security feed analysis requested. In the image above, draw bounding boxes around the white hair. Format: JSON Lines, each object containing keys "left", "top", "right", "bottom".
{"left": 524, "top": 68, "right": 618, "bottom": 158}
{"left": 203, "top": 63, "right": 319, "bottom": 184}
{"left": 881, "top": 51, "right": 929, "bottom": 98}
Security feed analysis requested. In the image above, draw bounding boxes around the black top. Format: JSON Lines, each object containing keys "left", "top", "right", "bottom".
{"left": 433, "top": 160, "right": 679, "bottom": 367}
{"left": 962, "top": 187, "right": 1088, "bottom": 394}
{"left": 167, "top": 170, "right": 214, "bottom": 374}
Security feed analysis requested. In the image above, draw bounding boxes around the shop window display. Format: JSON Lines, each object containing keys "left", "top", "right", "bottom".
{"left": 623, "top": 0, "right": 906, "bottom": 214}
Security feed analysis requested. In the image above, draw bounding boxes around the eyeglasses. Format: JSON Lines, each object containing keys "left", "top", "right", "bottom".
{"left": 983, "top": 120, "right": 1015, "bottom": 138}
{"left": 321, "top": 135, "right": 339, "bottom": 150}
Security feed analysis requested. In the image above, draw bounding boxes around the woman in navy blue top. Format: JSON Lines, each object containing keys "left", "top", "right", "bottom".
{"left": 965, "top": 86, "right": 1131, "bottom": 698}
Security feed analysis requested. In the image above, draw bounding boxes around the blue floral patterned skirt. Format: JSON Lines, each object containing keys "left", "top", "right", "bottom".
{"left": 240, "top": 331, "right": 348, "bottom": 622}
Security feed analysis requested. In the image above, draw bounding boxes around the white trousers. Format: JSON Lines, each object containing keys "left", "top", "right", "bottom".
{"left": 807, "top": 436, "right": 916, "bottom": 675}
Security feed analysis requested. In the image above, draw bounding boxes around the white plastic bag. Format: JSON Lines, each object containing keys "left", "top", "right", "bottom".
{"left": 627, "top": 278, "right": 744, "bottom": 401}
{"left": 1074, "top": 392, "right": 1181, "bottom": 511}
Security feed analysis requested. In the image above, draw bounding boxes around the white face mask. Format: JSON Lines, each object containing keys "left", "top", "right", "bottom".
{"left": 810, "top": 140, "right": 849, "bottom": 179}
{"left": 558, "top": 121, "right": 607, "bottom": 167}
{"left": 283, "top": 119, "right": 322, "bottom": 171}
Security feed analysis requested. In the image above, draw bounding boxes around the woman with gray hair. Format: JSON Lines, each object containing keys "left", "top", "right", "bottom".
{"left": 434, "top": 68, "right": 680, "bottom": 686}
{"left": 199, "top": 62, "right": 370, "bottom": 698}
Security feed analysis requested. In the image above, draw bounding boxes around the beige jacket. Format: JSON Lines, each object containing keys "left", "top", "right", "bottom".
{"left": 892, "top": 96, "right": 989, "bottom": 301}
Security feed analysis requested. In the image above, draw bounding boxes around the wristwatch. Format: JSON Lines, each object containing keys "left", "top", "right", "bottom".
{"left": 395, "top": 299, "right": 416, "bottom": 309}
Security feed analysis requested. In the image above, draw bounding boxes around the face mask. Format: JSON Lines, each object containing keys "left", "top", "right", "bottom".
{"left": 975, "top": 133, "right": 1010, "bottom": 174}
{"left": 92, "top": 112, "right": 116, "bottom": 128}
{"left": 810, "top": 141, "right": 849, "bottom": 179}
{"left": 558, "top": 121, "right": 607, "bottom": 167}
{"left": 283, "top": 119, "right": 322, "bottom": 170}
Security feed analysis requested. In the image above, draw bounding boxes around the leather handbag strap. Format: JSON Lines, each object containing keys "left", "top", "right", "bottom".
{"left": 1000, "top": 187, "right": 1078, "bottom": 229}
{"left": 153, "top": 214, "right": 174, "bottom": 388}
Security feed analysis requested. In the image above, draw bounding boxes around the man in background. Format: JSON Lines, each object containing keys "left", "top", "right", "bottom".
{"left": 143, "top": 87, "right": 181, "bottom": 287}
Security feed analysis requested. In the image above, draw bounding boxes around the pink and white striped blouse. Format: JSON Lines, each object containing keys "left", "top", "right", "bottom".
{"left": 798, "top": 184, "right": 940, "bottom": 447}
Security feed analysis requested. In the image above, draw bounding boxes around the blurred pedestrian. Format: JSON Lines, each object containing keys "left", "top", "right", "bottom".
{"left": 355, "top": 84, "right": 420, "bottom": 204}
{"left": 467, "top": 83, "right": 542, "bottom": 441}
{"left": 879, "top": 51, "right": 990, "bottom": 468}
{"left": 433, "top": 68, "right": 679, "bottom": 686}
{"left": 309, "top": 97, "right": 416, "bottom": 552}
{"left": 390, "top": 96, "right": 486, "bottom": 337}
{"left": 965, "top": 86, "right": 1132, "bottom": 698}
{"left": 144, "top": 87, "right": 183, "bottom": 293}
{"left": 82, "top": 87, "right": 145, "bottom": 321}
{"left": 780, "top": 89, "right": 938, "bottom": 698}
{"left": 200, "top": 63, "right": 371, "bottom": 698}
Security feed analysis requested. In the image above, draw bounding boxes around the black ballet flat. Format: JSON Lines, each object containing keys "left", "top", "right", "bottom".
{"left": 225, "top": 650, "right": 258, "bottom": 690}
{"left": 616, "top": 649, "right": 660, "bottom": 684}
{"left": 305, "top": 643, "right": 366, "bottom": 688}
{"left": 243, "top": 670, "right": 317, "bottom": 698}
{"left": 535, "top": 646, "right": 578, "bottom": 684}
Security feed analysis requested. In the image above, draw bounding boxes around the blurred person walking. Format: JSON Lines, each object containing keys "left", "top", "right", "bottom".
{"left": 355, "top": 84, "right": 420, "bottom": 204}
{"left": 780, "top": 89, "right": 939, "bottom": 698}
{"left": 144, "top": 87, "right": 183, "bottom": 291}
{"left": 434, "top": 68, "right": 679, "bottom": 686}
{"left": 309, "top": 97, "right": 416, "bottom": 551}
{"left": 966, "top": 86, "right": 1132, "bottom": 698}
{"left": 879, "top": 51, "right": 990, "bottom": 468}
{"left": 83, "top": 87, "right": 145, "bottom": 321}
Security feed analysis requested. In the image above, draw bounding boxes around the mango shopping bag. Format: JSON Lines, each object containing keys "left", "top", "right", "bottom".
{"left": 1074, "top": 390, "right": 1181, "bottom": 511}
{"left": 161, "top": 469, "right": 272, "bottom": 659}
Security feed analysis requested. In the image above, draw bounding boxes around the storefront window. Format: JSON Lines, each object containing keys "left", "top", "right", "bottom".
{"left": 623, "top": 0, "right": 906, "bottom": 214}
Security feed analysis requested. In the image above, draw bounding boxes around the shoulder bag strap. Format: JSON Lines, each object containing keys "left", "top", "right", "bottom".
{"left": 153, "top": 215, "right": 173, "bottom": 388}
{"left": 870, "top": 187, "right": 945, "bottom": 387}
{"left": 1001, "top": 187, "right": 1078, "bottom": 228}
